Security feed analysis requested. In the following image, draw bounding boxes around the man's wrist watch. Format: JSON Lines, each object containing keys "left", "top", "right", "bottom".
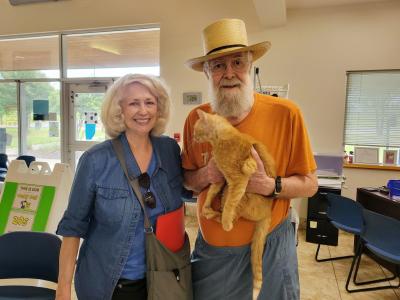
{"left": 269, "top": 176, "right": 282, "bottom": 198}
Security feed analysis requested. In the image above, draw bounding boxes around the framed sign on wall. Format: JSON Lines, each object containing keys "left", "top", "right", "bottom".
{"left": 383, "top": 149, "right": 398, "bottom": 165}
{"left": 354, "top": 147, "right": 379, "bottom": 164}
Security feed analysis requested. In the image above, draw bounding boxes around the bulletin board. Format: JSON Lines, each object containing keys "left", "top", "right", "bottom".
{"left": 0, "top": 160, "right": 72, "bottom": 235}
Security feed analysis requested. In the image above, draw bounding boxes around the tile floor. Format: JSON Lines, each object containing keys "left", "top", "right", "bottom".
{"left": 295, "top": 227, "right": 399, "bottom": 300}
{"left": 2, "top": 215, "right": 399, "bottom": 300}
{"left": 184, "top": 215, "right": 400, "bottom": 300}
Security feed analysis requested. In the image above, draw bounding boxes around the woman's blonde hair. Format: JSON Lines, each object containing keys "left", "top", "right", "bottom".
{"left": 101, "top": 74, "right": 170, "bottom": 138}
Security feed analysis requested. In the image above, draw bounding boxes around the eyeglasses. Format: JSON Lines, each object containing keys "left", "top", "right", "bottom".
{"left": 138, "top": 172, "right": 156, "bottom": 209}
{"left": 204, "top": 53, "right": 251, "bottom": 76}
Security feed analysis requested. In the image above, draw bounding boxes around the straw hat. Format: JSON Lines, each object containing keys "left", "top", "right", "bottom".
{"left": 185, "top": 18, "right": 271, "bottom": 72}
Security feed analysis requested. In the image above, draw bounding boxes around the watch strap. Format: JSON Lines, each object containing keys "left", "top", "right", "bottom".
{"left": 275, "top": 176, "right": 282, "bottom": 194}
{"left": 269, "top": 176, "right": 282, "bottom": 198}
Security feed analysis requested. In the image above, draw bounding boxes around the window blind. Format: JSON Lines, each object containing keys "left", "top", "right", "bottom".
{"left": 344, "top": 71, "right": 400, "bottom": 148}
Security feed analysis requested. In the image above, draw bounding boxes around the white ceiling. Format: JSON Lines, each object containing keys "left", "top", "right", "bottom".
{"left": 286, "top": 0, "right": 393, "bottom": 9}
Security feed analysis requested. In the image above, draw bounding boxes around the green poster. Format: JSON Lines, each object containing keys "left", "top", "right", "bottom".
{"left": 0, "top": 182, "right": 56, "bottom": 235}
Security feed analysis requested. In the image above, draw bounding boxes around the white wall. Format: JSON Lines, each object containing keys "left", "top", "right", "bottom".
{"left": 342, "top": 167, "right": 400, "bottom": 199}
{"left": 1, "top": 0, "right": 399, "bottom": 218}
{"left": 253, "top": 2, "right": 400, "bottom": 154}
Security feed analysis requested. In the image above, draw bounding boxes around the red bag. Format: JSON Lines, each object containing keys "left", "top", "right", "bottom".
{"left": 155, "top": 205, "right": 185, "bottom": 252}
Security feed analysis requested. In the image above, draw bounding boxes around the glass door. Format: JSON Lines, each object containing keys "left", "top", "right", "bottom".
{"left": 65, "top": 80, "right": 112, "bottom": 169}
{"left": 20, "top": 81, "right": 61, "bottom": 169}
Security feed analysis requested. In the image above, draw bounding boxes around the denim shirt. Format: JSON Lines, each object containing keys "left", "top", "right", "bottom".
{"left": 56, "top": 133, "right": 185, "bottom": 300}
{"left": 120, "top": 150, "right": 164, "bottom": 280}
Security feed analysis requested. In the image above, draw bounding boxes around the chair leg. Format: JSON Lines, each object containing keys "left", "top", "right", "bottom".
{"left": 352, "top": 252, "right": 397, "bottom": 286}
{"left": 346, "top": 241, "right": 400, "bottom": 292}
{"left": 315, "top": 243, "right": 354, "bottom": 262}
{"left": 346, "top": 240, "right": 362, "bottom": 292}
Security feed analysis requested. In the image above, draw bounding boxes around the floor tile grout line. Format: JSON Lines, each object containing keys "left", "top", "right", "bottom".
{"left": 328, "top": 244, "right": 344, "bottom": 300}
{"left": 377, "top": 263, "right": 400, "bottom": 291}
{"left": 380, "top": 256, "right": 400, "bottom": 299}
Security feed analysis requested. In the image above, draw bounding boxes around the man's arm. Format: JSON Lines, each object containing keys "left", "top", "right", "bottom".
{"left": 278, "top": 172, "right": 318, "bottom": 199}
{"left": 246, "top": 148, "right": 318, "bottom": 199}
{"left": 183, "top": 158, "right": 225, "bottom": 193}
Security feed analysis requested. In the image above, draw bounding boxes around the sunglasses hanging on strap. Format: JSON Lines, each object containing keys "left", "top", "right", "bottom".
{"left": 138, "top": 172, "right": 156, "bottom": 209}
{"left": 111, "top": 138, "right": 193, "bottom": 300}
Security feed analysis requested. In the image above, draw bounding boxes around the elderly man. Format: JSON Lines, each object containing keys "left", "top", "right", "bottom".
{"left": 182, "top": 18, "right": 318, "bottom": 300}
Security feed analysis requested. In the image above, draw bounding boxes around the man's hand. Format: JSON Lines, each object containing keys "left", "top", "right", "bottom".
{"left": 183, "top": 157, "right": 225, "bottom": 193}
{"left": 206, "top": 158, "right": 225, "bottom": 184}
{"left": 246, "top": 148, "right": 318, "bottom": 199}
{"left": 246, "top": 147, "right": 275, "bottom": 196}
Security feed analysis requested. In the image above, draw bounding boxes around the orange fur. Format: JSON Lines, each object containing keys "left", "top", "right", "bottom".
{"left": 193, "top": 110, "right": 276, "bottom": 289}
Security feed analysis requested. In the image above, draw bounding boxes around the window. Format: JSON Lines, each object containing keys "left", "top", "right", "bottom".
{"left": 0, "top": 25, "right": 160, "bottom": 168}
{"left": 64, "top": 28, "right": 160, "bottom": 78}
{"left": 20, "top": 82, "right": 61, "bottom": 167}
{"left": 344, "top": 70, "right": 400, "bottom": 164}
{"left": 0, "top": 83, "right": 18, "bottom": 159}
{"left": 0, "top": 35, "right": 60, "bottom": 166}
{"left": 0, "top": 35, "right": 60, "bottom": 79}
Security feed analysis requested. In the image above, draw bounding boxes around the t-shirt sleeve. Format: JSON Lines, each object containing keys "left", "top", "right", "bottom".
{"left": 286, "top": 107, "right": 317, "bottom": 176}
{"left": 181, "top": 110, "right": 198, "bottom": 170}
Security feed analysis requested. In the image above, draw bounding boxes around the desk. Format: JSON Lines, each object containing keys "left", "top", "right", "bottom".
{"left": 356, "top": 188, "right": 400, "bottom": 273}
{"left": 357, "top": 188, "right": 400, "bottom": 219}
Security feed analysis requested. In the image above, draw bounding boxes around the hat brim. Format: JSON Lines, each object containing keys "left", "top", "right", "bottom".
{"left": 185, "top": 41, "right": 271, "bottom": 72}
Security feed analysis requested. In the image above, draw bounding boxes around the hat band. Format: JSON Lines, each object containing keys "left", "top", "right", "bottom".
{"left": 206, "top": 44, "right": 247, "bottom": 55}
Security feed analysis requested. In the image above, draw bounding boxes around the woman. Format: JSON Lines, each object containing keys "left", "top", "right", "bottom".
{"left": 56, "top": 74, "right": 185, "bottom": 300}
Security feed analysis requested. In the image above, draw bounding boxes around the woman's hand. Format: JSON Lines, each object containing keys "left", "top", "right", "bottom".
{"left": 56, "top": 237, "right": 80, "bottom": 300}
{"left": 55, "top": 286, "right": 71, "bottom": 300}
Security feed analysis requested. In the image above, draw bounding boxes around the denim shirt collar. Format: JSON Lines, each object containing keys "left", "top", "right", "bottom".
{"left": 120, "top": 133, "right": 164, "bottom": 178}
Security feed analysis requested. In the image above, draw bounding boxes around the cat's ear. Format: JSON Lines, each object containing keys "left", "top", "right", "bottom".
{"left": 196, "top": 109, "right": 206, "bottom": 120}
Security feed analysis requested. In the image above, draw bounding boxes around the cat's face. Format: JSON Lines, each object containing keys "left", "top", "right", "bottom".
{"left": 193, "top": 110, "right": 214, "bottom": 143}
{"left": 193, "top": 110, "right": 231, "bottom": 143}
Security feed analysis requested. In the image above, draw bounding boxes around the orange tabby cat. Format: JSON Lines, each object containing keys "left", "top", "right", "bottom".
{"left": 193, "top": 109, "right": 276, "bottom": 288}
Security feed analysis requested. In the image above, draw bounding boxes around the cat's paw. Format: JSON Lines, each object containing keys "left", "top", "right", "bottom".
{"left": 202, "top": 208, "right": 221, "bottom": 220}
{"left": 213, "top": 215, "right": 222, "bottom": 223}
{"left": 222, "top": 221, "right": 233, "bottom": 231}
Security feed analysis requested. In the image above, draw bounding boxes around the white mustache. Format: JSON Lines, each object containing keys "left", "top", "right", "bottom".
{"left": 219, "top": 79, "right": 241, "bottom": 87}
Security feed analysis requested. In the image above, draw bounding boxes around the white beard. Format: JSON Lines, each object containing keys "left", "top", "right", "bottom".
{"left": 210, "top": 77, "right": 254, "bottom": 118}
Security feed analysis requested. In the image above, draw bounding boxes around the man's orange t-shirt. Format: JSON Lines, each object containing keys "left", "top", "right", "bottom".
{"left": 181, "top": 93, "right": 317, "bottom": 247}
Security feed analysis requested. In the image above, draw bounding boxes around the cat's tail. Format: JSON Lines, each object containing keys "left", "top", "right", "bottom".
{"left": 251, "top": 217, "right": 270, "bottom": 290}
{"left": 253, "top": 142, "right": 276, "bottom": 177}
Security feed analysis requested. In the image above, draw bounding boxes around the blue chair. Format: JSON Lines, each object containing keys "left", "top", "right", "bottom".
{"left": 16, "top": 155, "right": 36, "bottom": 167}
{"left": 315, "top": 193, "right": 364, "bottom": 262}
{"left": 345, "top": 209, "right": 400, "bottom": 292}
{"left": 0, "top": 154, "right": 8, "bottom": 182}
{"left": 0, "top": 231, "right": 62, "bottom": 299}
